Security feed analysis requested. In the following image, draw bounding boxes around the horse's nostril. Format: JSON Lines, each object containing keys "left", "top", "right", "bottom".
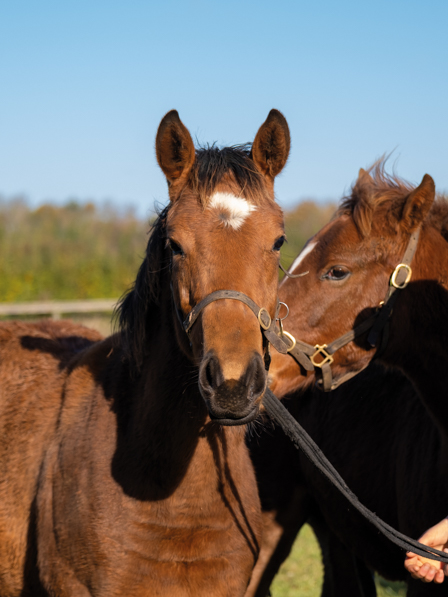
{"left": 199, "top": 353, "right": 224, "bottom": 395}
{"left": 244, "top": 353, "right": 266, "bottom": 398}
{"left": 205, "top": 360, "right": 214, "bottom": 389}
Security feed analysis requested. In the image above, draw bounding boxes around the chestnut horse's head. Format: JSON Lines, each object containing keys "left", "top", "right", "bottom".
{"left": 121, "top": 109, "right": 290, "bottom": 424}
{"left": 274, "top": 162, "right": 439, "bottom": 393}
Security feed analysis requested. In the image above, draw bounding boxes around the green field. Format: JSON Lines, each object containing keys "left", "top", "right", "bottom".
{"left": 271, "top": 524, "right": 406, "bottom": 596}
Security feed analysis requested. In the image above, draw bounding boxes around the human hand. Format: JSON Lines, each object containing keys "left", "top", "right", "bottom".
{"left": 405, "top": 518, "right": 448, "bottom": 584}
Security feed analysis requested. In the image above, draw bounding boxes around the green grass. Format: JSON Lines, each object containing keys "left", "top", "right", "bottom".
{"left": 271, "top": 524, "right": 406, "bottom": 597}
{"left": 271, "top": 525, "right": 323, "bottom": 596}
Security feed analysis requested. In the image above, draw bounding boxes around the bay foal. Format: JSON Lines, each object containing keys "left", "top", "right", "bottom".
{"left": 0, "top": 109, "right": 290, "bottom": 596}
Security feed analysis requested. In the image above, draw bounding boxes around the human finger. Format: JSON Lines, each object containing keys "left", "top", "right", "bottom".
{"left": 420, "top": 565, "right": 437, "bottom": 583}
{"left": 434, "top": 569, "right": 445, "bottom": 584}
{"left": 404, "top": 555, "right": 421, "bottom": 573}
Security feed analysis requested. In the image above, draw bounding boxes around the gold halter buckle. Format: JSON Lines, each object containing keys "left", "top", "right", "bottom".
{"left": 310, "top": 344, "right": 334, "bottom": 368}
{"left": 390, "top": 264, "right": 412, "bottom": 289}
{"left": 281, "top": 331, "right": 297, "bottom": 353}
{"left": 258, "top": 308, "right": 271, "bottom": 330}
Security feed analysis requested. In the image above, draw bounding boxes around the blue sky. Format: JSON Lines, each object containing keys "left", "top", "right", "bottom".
{"left": 1, "top": 0, "right": 447, "bottom": 218}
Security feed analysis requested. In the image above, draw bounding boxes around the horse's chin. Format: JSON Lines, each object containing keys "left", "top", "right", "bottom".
{"left": 208, "top": 406, "right": 260, "bottom": 426}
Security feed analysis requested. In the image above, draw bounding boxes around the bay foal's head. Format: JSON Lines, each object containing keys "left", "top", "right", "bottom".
{"left": 122, "top": 110, "right": 289, "bottom": 423}
{"left": 276, "top": 162, "right": 445, "bottom": 391}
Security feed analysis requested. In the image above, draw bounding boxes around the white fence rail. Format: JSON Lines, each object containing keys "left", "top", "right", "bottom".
{"left": 0, "top": 299, "right": 118, "bottom": 319}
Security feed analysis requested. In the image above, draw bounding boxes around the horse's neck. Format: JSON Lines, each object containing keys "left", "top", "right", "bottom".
{"left": 113, "top": 300, "right": 249, "bottom": 504}
{"left": 383, "top": 229, "right": 448, "bottom": 441}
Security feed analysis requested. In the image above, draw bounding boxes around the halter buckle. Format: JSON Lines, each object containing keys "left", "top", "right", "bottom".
{"left": 281, "top": 331, "right": 297, "bottom": 353}
{"left": 310, "top": 344, "right": 334, "bottom": 368}
{"left": 277, "top": 302, "right": 289, "bottom": 337}
{"left": 390, "top": 264, "right": 412, "bottom": 289}
{"left": 258, "top": 308, "right": 271, "bottom": 330}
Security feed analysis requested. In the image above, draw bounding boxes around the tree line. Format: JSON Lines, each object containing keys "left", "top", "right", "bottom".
{"left": 0, "top": 197, "right": 336, "bottom": 302}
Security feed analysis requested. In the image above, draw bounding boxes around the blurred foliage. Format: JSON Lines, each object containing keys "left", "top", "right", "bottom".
{"left": 0, "top": 197, "right": 150, "bottom": 301}
{"left": 0, "top": 196, "right": 336, "bottom": 302}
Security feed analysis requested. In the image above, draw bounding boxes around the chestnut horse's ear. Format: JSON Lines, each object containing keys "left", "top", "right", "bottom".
{"left": 156, "top": 110, "right": 195, "bottom": 186}
{"left": 401, "top": 174, "right": 435, "bottom": 232}
{"left": 251, "top": 109, "right": 290, "bottom": 180}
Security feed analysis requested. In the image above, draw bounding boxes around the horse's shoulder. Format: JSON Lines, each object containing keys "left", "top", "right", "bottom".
{"left": 70, "top": 333, "right": 120, "bottom": 374}
{"left": 62, "top": 334, "right": 124, "bottom": 410}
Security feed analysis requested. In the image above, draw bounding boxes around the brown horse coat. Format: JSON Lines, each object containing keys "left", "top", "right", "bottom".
{"left": 0, "top": 319, "right": 260, "bottom": 596}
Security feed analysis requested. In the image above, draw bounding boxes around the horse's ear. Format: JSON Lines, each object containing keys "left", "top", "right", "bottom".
{"left": 401, "top": 174, "right": 435, "bottom": 232}
{"left": 156, "top": 110, "right": 195, "bottom": 186}
{"left": 251, "top": 109, "right": 290, "bottom": 180}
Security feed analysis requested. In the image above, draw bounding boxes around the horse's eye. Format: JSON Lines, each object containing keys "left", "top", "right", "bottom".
{"left": 273, "top": 236, "right": 286, "bottom": 251}
{"left": 323, "top": 266, "right": 350, "bottom": 281}
{"left": 168, "top": 239, "right": 183, "bottom": 256}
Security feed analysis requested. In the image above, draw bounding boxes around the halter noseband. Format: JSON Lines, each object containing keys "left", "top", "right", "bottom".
{"left": 180, "top": 289, "right": 294, "bottom": 369}
{"left": 277, "top": 227, "right": 421, "bottom": 391}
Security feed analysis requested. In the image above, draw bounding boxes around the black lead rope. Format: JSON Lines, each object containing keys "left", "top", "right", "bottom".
{"left": 263, "top": 388, "right": 448, "bottom": 564}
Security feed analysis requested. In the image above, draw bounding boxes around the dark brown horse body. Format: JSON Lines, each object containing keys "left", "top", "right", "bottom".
{"left": 246, "top": 164, "right": 448, "bottom": 596}
{"left": 247, "top": 365, "right": 448, "bottom": 597}
{"left": 0, "top": 109, "right": 291, "bottom": 596}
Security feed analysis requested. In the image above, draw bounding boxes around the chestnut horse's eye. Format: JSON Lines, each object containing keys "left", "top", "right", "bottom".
{"left": 323, "top": 266, "right": 350, "bottom": 281}
{"left": 273, "top": 236, "right": 286, "bottom": 251}
{"left": 168, "top": 239, "right": 184, "bottom": 256}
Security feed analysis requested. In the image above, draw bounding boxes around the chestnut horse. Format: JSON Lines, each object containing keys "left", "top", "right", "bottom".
{"left": 274, "top": 161, "right": 448, "bottom": 402}
{"left": 0, "top": 109, "right": 291, "bottom": 596}
{"left": 246, "top": 163, "right": 448, "bottom": 596}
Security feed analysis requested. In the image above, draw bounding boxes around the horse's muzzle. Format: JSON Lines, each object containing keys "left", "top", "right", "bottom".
{"left": 198, "top": 351, "right": 266, "bottom": 425}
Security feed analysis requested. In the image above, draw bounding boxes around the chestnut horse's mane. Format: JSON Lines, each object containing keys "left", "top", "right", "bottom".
{"left": 338, "top": 159, "right": 448, "bottom": 240}
{"left": 116, "top": 144, "right": 269, "bottom": 370}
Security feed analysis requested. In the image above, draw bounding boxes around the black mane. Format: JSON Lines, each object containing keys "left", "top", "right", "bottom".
{"left": 115, "top": 207, "right": 170, "bottom": 370}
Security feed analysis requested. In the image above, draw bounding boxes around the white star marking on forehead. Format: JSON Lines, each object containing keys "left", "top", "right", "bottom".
{"left": 209, "top": 192, "right": 257, "bottom": 230}
{"left": 289, "top": 241, "right": 317, "bottom": 274}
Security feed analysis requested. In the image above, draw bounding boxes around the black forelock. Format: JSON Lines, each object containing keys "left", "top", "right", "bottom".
{"left": 189, "top": 143, "right": 270, "bottom": 205}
